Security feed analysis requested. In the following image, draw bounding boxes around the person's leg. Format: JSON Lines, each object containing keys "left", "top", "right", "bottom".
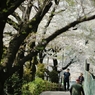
{"left": 67, "top": 80, "right": 70, "bottom": 90}
{"left": 64, "top": 80, "right": 66, "bottom": 91}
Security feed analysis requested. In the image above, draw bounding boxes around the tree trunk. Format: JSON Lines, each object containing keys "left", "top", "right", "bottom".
{"left": 0, "top": 20, "right": 6, "bottom": 61}
{"left": 31, "top": 56, "right": 37, "bottom": 81}
{"left": 39, "top": 51, "right": 44, "bottom": 63}
{"left": 0, "top": 82, "right": 4, "bottom": 95}
{"left": 53, "top": 59, "right": 58, "bottom": 71}
{"left": 0, "top": 70, "right": 6, "bottom": 95}
{"left": 31, "top": 63, "right": 36, "bottom": 81}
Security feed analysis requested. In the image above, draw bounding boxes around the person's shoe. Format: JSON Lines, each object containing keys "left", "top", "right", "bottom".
{"left": 63, "top": 89, "right": 66, "bottom": 91}
{"left": 67, "top": 89, "right": 69, "bottom": 91}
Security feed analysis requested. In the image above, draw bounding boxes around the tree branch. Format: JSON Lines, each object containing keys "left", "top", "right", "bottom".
{"left": 0, "top": 0, "right": 25, "bottom": 19}
{"left": 12, "top": 12, "right": 22, "bottom": 24}
{"left": 62, "top": 57, "right": 77, "bottom": 70}
{"left": 1, "top": 1, "right": 52, "bottom": 74}
{"left": 19, "top": 5, "right": 26, "bottom": 12}
{"left": 45, "top": 15, "right": 95, "bottom": 44}
{"left": 7, "top": 18, "right": 19, "bottom": 31}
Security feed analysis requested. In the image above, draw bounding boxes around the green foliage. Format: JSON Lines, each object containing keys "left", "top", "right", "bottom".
{"left": 23, "top": 67, "right": 32, "bottom": 82}
{"left": 22, "top": 78, "right": 45, "bottom": 95}
{"left": 22, "top": 77, "right": 58, "bottom": 95}
{"left": 21, "top": 31, "right": 27, "bottom": 34}
{"left": 49, "top": 70, "right": 59, "bottom": 83}
{"left": 29, "top": 25, "right": 32, "bottom": 28}
{"left": 32, "top": 18, "right": 36, "bottom": 21}
{"left": 66, "top": 0, "right": 75, "bottom": 6}
{"left": 4, "top": 72, "right": 22, "bottom": 95}
{"left": 6, "top": 0, "right": 10, "bottom": 6}
{"left": 36, "top": 46, "right": 44, "bottom": 51}
{"left": 2, "top": 9, "right": 8, "bottom": 13}
{"left": 36, "top": 63, "right": 46, "bottom": 79}
{"left": 23, "top": 57, "right": 38, "bottom": 82}
{"left": 91, "top": 0, "right": 95, "bottom": 6}
{"left": 23, "top": 62, "right": 32, "bottom": 82}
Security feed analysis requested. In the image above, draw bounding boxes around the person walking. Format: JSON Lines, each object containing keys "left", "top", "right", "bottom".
{"left": 70, "top": 79, "right": 85, "bottom": 95}
{"left": 63, "top": 68, "right": 70, "bottom": 91}
{"left": 78, "top": 73, "right": 84, "bottom": 85}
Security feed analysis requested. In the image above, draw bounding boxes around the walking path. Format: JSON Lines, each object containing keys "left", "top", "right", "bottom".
{"left": 40, "top": 91, "right": 70, "bottom": 95}
{"left": 40, "top": 81, "right": 75, "bottom": 95}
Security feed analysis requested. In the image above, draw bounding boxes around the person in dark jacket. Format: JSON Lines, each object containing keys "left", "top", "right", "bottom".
{"left": 63, "top": 68, "right": 70, "bottom": 91}
{"left": 70, "top": 79, "right": 85, "bottom": 95}
{"left": 78, "top": 73, "right": 84, "bottom": 85}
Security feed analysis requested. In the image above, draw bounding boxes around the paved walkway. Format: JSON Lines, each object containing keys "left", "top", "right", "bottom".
{"left": 40, "top": 81, "right": 75, "bottom": 95}
{"left": 40, "top": 91, "right": 70, "bottom": 95}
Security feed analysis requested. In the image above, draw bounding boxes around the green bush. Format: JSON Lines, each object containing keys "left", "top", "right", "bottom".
{"left": 49, "top": 70, "right": 59, "bottom": 83}
{"left": 22, "top": 77, "right": 58, "bottom": 95}
{"left": 36, "top": 63, "right": 46, "bottom": 79}
{"left": 4, "top": 72, "right": 22, "bottom": 95}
